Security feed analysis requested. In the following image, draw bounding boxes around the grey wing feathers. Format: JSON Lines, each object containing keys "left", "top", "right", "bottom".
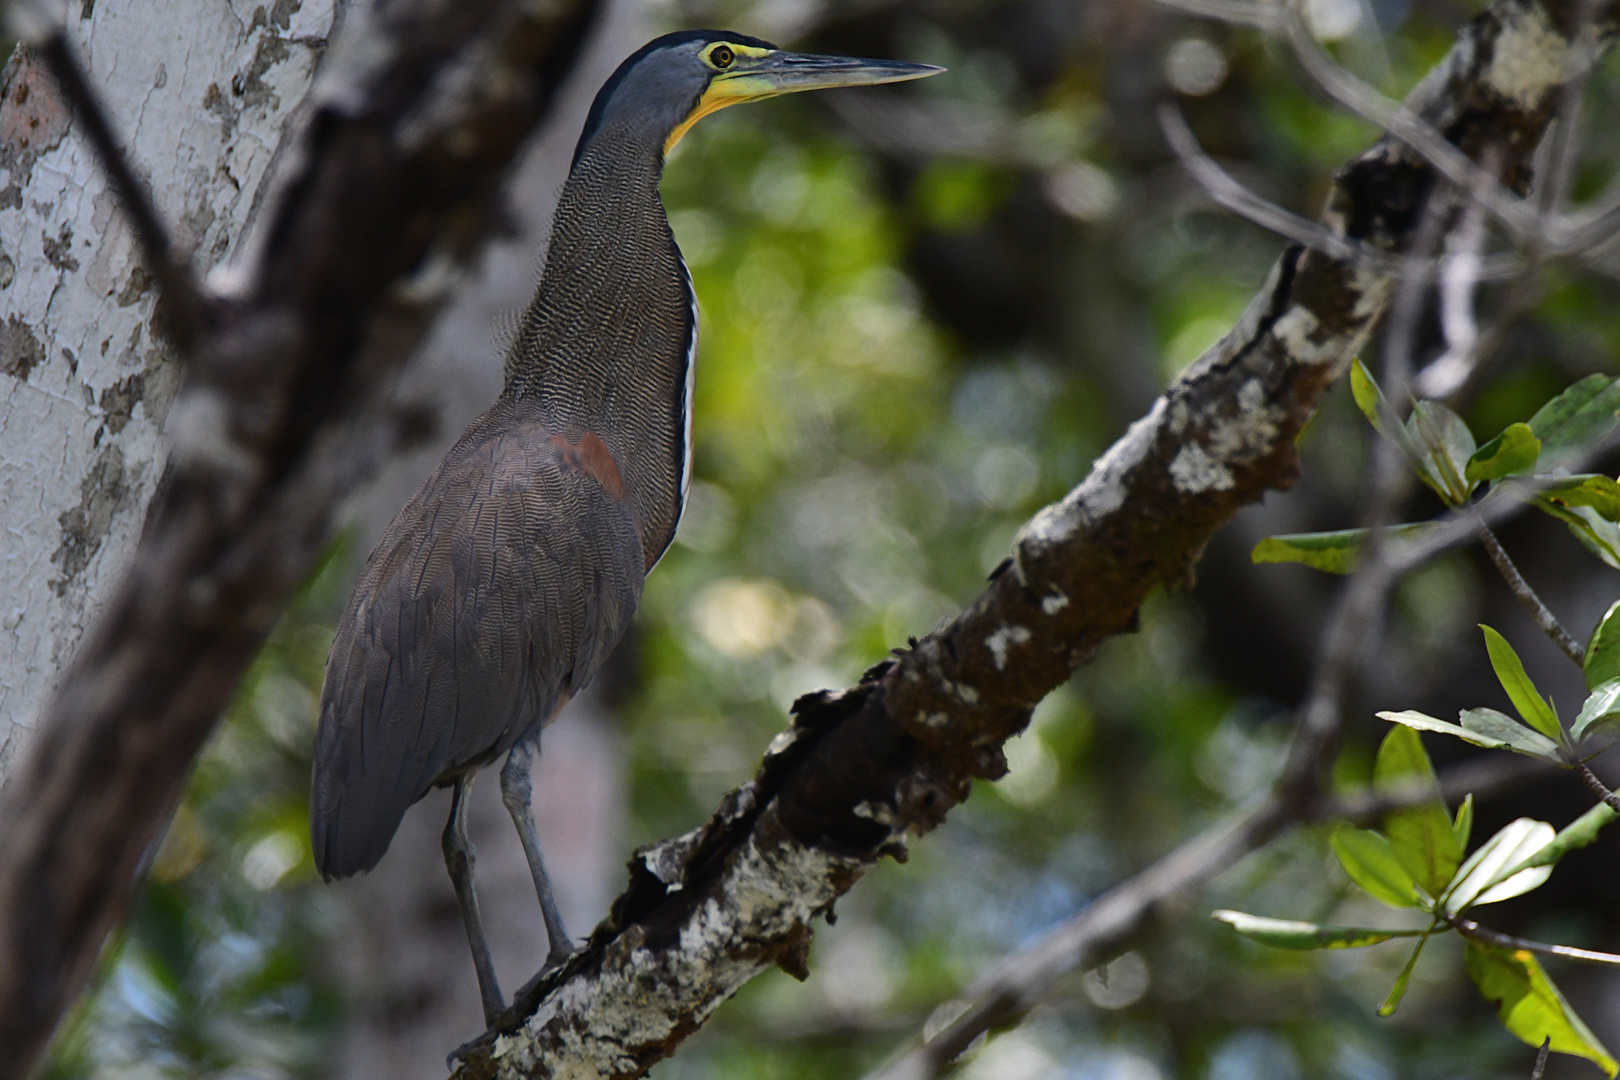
{"left": 311, "top": 401, "right": 644, "bottom": 880}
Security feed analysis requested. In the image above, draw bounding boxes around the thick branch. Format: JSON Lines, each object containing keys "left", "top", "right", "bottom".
{"left": 448, "top": 0, "right": 1613, "bottom": 1076}
{"left": 0, "top": 0, "right": 600, "bottom": 1072}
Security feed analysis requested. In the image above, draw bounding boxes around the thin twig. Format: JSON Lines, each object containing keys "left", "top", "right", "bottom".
{"left": 1556, "top": 184, "right": 1620, "bottom": 257}
{"left": 1572, "top": 759, "right": 1620, "bottom": 814}
{"left": 1532, "top": 1038, "right": 1551, "bottom": 1080}
{"left": 1447, "top": 914, "right": 1620, "bottom": 966}
{"left": 1151, "top": 0, "right": 1284, "bottom": 29}
{"left": 36, "top": 28, "right": 206, "bottom": 346}
{"left": 1281, "top": 13, "right": 1542, "bottom": 241}
{"left": 1159, "top": 102, "right": 1523, "bottom": 281}
{"left": 1367, "top": 454, "right": 1620, "bottom": 579}
{"left": 1153, "top": 0, "right": 1620, "bottom": 278}
{"left": 1418, "top": 188, "right": 1489, "bottom": 398}
{"left": 1416, "top": 256, "right": 1546, "bottom": 404}
{"left": 1476, "top": 523, "right": 1585, "bottom": 664}
{"left": 1158, "top": 102, "right": 1393, "bottom": 266}
{"left": 1324, "top": 753, "right": 1551, "bottom": 822}
{"left": 1540, "top": 0, "right": 1603, "bottom": 219}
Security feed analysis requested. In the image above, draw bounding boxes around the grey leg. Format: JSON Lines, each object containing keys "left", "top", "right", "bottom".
{"left": 500, "top": 733, "right": 574, "bottom": 968}
{"left": 441, "top": 776, "right": 504, "bottom": 1026}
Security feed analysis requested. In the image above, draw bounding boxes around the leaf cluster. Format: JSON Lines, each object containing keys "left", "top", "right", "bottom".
{"left": 1218, "top": 728, "right": 1618, "bottom": 1075}
{"left": 1254, "top": 367, "right": 1620, "bottom": 572}
{"left": 1385, "top": 620, "right": 1620, "bottom": 759}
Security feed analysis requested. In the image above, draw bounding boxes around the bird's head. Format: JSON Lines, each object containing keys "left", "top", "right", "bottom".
{"left": 573, "top": 31, "right": 941, "bottom": 164}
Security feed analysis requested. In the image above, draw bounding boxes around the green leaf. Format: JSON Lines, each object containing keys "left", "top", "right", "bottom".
{"left": 1408, "top": 401, "right": 1477, "bottom": 504}
{"left": 1332, "top": 827, "right": 1424, "bottom": 909}
{"left": 1377, "top": 709, "right": 1560, "bottom": 759}
{"left": 1535, "top": 499, "right": 1620, "bottom": 571}
{"left": 1251, "top": 524, "right": 1440, "bottom": 575}
{"left": 1349, "top": 358, "right": 1437, "bottom": 488}
{"left": 1572, "top": 679, "right": 1620, "bottom": 742}
{"left": 1251, "top": 531, "right": 1363, "bottom": 574}
{"left": 1445, "top": 818, "right": 1556, "bottom": 914}
{"left": 1459, "top": 708, "right": 1564, "bottom": 758}
{"left": 1495, "top": 803, "right": 1618, "bottom": 882}
{"left": 1527, "top": 374, "right": 1620, "bottom": 465}
{"left": 1466, "top": 423, "right": 1540, "bottom": 486}
{"left": 1539, "top": 474, "right": 1620, "bottom": 523}
{"left": 1454, "top": 793, "right": 1474, "bottom": 851}
{"left": 1528, "top": 375, "right": 1610, "bottom": 439}
{"left": 1350, "top": 358, "right": 1391, "bottom": 436}
{"left": 1466, "top": 940, "right": 1619, "bottom": 1077}
{"left": 1378, "top": 924, "right": 1437, "bottom": 1017}
{"left": 1585, "top": 599, "right": 1620, "bottom": 691}
{"left": 1481, "top": 626, "right": 1562, "bottom": 741}
{"left": 1375, "top": 727, "right": 1462, "bottom": 896}
{"left": 1212, "top": 910, "right": 1424, "bottom": 950}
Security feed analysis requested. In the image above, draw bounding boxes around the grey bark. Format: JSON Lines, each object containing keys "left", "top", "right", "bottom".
{"left": 0, "top": 0, "right": 340, "bottom": 777}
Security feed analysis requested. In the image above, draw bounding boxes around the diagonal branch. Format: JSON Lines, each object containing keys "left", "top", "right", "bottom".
{"left": 866, "top": 200, "right": 1444, "bottom": 1078}
{"left": 446, "top": 0, "right": 1616, "bottom": 1077}
{"left": 1476, "top": 522, "right": 1587, "bottom": 664}
{"left": 1157, "top": 100, "right": 1396, "bottom": 267}
{"left": 27, "top": 25, "right": 207, "bottom": 346}
{"left": 1280, "top": 10, "right": 1549, "bottom": 241}
{"left": 0, "top": 0, "right": 602, "bottom": 1074}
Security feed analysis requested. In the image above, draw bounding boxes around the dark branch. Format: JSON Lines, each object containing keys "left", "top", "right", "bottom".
{"left": 1573, "top": 759, "right": 1620, "bottom": 813}
{"left": 1447, "top": 914, "right": 1620, "bottom": 966}
{"left": 1476, "top": 522, "right": 1586, "bottom": 664}
{"left": 868, "top": 210, "right": 1447, "bottom": 1079}
{"left": 34, "top": 27, "right": 207, "bottom": 346}
{"left": 1158, "top": 100, "right": 1396, "bottom": 267}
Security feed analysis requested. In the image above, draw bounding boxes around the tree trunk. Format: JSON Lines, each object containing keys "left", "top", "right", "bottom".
{"left": 0, "top": 0, "right": 339, "bottom": 778}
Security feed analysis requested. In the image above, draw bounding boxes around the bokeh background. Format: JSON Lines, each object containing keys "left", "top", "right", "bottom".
{"left": 34, "top": 0, "right": 1620, "bottom": 1075}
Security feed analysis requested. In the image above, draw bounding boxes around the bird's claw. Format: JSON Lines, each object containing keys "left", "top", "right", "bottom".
{"left": 540, "top": 944, "right": 576, "bottom": 975}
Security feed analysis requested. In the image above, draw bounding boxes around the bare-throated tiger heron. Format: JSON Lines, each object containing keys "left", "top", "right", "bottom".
{"left": 310, "top": 31, "right": 939, "bottom": 1024}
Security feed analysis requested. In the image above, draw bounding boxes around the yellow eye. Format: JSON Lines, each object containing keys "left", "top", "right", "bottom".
{"left": 710, "top": 45, "right": 735, "bottom": 68}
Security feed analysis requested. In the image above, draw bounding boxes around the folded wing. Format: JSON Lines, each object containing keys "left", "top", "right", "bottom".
{"left": 311, "top": 399, "right": 644, "bottom": 880}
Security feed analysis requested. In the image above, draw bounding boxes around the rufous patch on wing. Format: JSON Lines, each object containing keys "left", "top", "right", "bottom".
{"left": 550, "top": 432, "right": 629, "bottom": 501}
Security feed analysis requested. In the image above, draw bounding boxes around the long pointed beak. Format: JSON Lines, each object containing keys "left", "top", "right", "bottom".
{"left": 665, "top": 50, "right": 941, "bottom": 155}
{"left": 721, "top": 52, "right": 943, "bottom": 99}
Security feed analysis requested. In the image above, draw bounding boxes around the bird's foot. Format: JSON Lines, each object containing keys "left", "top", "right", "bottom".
{"left": 494, "top": 943, "right": 577, "bottom": 1026}
{"left": 540, "top": 942, "right": 577, "bottom": 975}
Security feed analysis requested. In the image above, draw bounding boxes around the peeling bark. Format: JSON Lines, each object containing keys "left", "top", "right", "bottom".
{"left": 0, "top": 0, "right": 338, "bottom": 773}
{"left": 449, "top": 0, "right": 1616, "bottom": 1075}
{"left": 0, "top": 0, "right": 602, "bottom": 1072}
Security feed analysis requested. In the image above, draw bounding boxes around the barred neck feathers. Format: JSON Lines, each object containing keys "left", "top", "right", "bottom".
{"left": 503, "top": 106, "right": 698, "bottom": 570}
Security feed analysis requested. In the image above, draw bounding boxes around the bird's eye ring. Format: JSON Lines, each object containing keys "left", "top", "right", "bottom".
{"left": 710, "top": 45, "right": 735, "bottom": 68}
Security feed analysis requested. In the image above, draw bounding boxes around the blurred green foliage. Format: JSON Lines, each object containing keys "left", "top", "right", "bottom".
{"left": 40, "top": 0, "right": 1620, "bottom": 1076}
